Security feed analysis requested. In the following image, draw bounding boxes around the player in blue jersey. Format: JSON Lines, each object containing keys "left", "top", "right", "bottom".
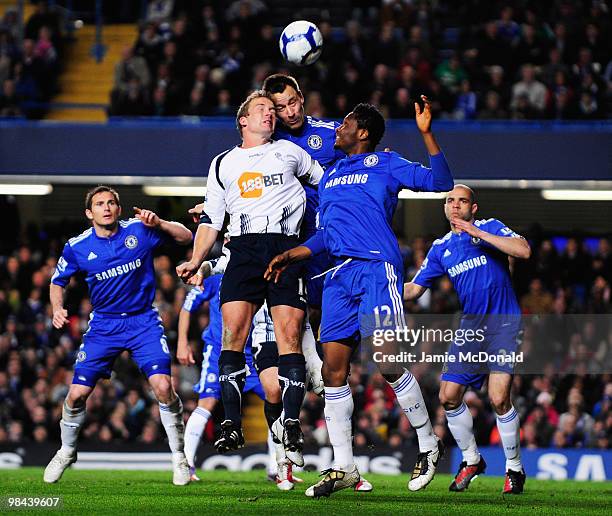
{"left": 263, "top": 74, "right": 345, "bottom": 335}
{"left": 266, "top": 99, "right": 454, "bottom": 497}
{"left": 44, "top": 186, "right": 193, "bottom": 485}
{"left": 404, "top": 184, "right": 531, "bottom": 494}
{"left": 177, "top": 274, "right": 276, "bottom": 482}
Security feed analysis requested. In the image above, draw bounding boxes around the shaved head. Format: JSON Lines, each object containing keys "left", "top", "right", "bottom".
{"left": 447, "top": 184, "right": 475, "bottom": 204}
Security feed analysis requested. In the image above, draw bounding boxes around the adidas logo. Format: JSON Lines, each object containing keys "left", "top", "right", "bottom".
{"left": 443, "top": 249, "right": 452, "bottom": 258}
{"left": 87, "top": 252, "right": 98, "bottom": 260}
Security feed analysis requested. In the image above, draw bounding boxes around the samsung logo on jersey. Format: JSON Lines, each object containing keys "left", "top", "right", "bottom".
{"left": 325, "top": 174, "right": 369, "bottom": 188}
{"left": 447, "top": 255, "right": 488, "bottom": 278}
{"left": 95, "top": 259, "right": 142, "bottom": 281}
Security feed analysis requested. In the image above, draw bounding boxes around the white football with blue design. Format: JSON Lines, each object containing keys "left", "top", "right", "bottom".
{"left": 279, "top": 20, "right": 323, "bottom": 66}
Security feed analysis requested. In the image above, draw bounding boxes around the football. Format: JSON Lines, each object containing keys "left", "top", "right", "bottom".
{"left": 279, "top": 20, "right": 323, "bottom": 66}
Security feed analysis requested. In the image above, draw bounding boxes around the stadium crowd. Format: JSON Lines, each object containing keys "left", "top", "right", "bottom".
{"left": 109, "top": 0, "right": 612, "bottom": 119}
{"left": 0, "top": 2, "right": 65, "bottom": 119}
{"left": 0, "top": 209, "right": 610, "bottom": 452}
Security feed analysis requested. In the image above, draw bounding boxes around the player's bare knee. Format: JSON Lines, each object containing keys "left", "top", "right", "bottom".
{"left": 322, "top": 363, "right": 348, "bottom": 387}
{"left": 150, "top": 375, "right": 174, "bottom": 404}
{"left": 439, "top": 391, "right": 462, "bottom": 411}
{"left": 199, "top": 397, "right": 217, "bottom": 412}
{"left": 381, "top": 372, "right": 401, "bottom": 384}
{"left": 489, "top": 394, "right": 511, "bottom": 415}
{"left": 276, "top": 323, "right": 302, "bottom": 354}
{"left": 66, "top": 386, "right": 91, "bottom": 408}
{"left": 264, "top": 385, "right": 281, "bottom": 403}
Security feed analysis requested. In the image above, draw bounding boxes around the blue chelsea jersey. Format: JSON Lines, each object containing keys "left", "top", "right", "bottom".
{"left": 182, "top": 274, "right": 222, "bottom": 347}
{"left": 412, "top": 218, "right": 522, "bottom": 315}
{"left": 51, "top": 219, "right": 168, "bottom": 314}
{"left": 274, "top": 116, "right": 344, "bottom": 239}
{"left": 316, "top": 151, "right": 453, "bottom": 272}
{"left": 182, "top": 274, "right": 254, "bottom": 365}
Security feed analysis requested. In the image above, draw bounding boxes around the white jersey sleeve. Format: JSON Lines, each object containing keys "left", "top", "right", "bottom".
{"left": 210, "top": 246, "right": 230, "bottom": 275}
{"left": 201, "top": 151, "right": 229, "bottom": 231}
{"left": 288, "top": 141, "right": 324, "bottom": 185}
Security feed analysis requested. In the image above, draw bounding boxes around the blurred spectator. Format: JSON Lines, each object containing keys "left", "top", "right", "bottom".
{"left": 511, "top": 64, "right": 548, "bottom": 116}
{"left": 146, "top": 0, "right": 175, "bottom": 25}
{"left": 453, "top": 79, "right": 477, "bottom": 119}
{"left": 478, "top": 90, "right": 508, "bottom": 119}
{"left": 0, "top": 79, "right": 22, "bottom": 117}
{"left": 521, "top": 278, "right": 554, "bottom": 314}
{"left": 559, "top": 389, "right": 595, "bottom": 446}
{"left": 113, "top": 46, "right": 151, "bottom": 94}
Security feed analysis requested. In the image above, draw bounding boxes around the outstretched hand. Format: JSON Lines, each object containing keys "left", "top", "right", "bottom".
{"left": 188, "top": 202, "right": 205, "bottom": 224}
{"left": 264, "top": 252, "right": 292, "bottom": 283}
{"left": 134, "top": 207, "right": 160, "bottom": 227}
{"left": 414, "top": 95, "right": 432, "bottom": 134}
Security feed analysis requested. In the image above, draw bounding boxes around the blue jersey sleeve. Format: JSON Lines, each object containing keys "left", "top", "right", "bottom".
{"left": 389, "top": 152, "right": 454, "bottom": 192}
{"left": 51, "top": 243, "right": 80, "bottom": 287}
{"left": 480, "top": 218, "right": 522, "bottom": 238}
{"left": 182, "top": 288, "right": 207, "bottom": 313}
{"left": 142, "top": 223, "right": 169, "bottom": 248}
{"left": 303, "top": 229, "right": 326, "bottom": 256}
{"left": 412, "top": 245, "right": 445, "bottom": 288}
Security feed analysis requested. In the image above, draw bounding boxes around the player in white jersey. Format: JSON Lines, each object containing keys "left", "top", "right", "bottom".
{"left": 177, "top": 90, "right": 323, "bottom": 466}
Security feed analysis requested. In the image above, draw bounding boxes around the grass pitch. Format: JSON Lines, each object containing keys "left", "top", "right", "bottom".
{"left": 1, "top": 469, "right": 610, "bottom": 515}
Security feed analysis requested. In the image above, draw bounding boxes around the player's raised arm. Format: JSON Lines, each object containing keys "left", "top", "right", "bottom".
{"left": 177, "top": 225, "right": 219, "bottom": 282}
{"left": 390, "top": 96, "right": 454, "bottom": 193}
{"left": 415, "top": 95, "right": 442, "bottom": 156}
{"left": 177, "top": 157, "right": 227, "bottom": 282}
{"left": 450, "top": 218, "right": 531, "bottom": 259}
{"left": 133, "top": 207, "right": 192, "bottom": 244}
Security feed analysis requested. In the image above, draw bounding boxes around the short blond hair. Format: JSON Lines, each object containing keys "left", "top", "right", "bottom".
{"left": 236, "top": 89, "right": 272, "bottom": 136}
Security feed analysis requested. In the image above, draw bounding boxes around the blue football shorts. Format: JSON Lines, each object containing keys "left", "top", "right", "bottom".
{"left": 72, "top": 309, "right": 171, "bottom": 387}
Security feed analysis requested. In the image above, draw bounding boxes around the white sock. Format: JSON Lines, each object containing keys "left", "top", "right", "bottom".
{"left": 159, "top": 397, "right": 185, "bottom": 454}
{"left": 184, "top": 407, "right": 211, "bottom": 467}
{"left": 267, "top": 430, "right": 280, "bottom": 475}
{"left": 324, "top": 384, "right": 354, "bottom": 470}
{"left": 59, "top": 401, "right": 86, "bottom": 456}
{"left": 445, "top": 403, "right": 480, "bottom": 465}
{"left": 496, "top": 406, "right": 522, "bottom": 472}
{"left": 302, "top": 322, "right": 322, "bottom": 381}
{"left": 389, "top": 370, "right": 437, "bottom": 453}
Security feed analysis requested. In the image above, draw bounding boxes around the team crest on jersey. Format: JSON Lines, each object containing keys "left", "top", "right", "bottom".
{"left": 76, "top": 351, "right": 86, "bottom": 363}
{"left": 364, "top": 154, "right": 379, "bottom": 167}
{"left": 307, "top": 134, "right": 323, "bottom": 150}
{"left": 125, "top": 235, "right": 138, "bottom": 249}
{"left": 471, "top": 236, "right": 481, "bottom": 245}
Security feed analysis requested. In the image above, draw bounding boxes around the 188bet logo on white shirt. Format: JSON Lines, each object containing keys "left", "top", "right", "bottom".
{"left": 238, "top": 172, "right": 284, "bottom": 198}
